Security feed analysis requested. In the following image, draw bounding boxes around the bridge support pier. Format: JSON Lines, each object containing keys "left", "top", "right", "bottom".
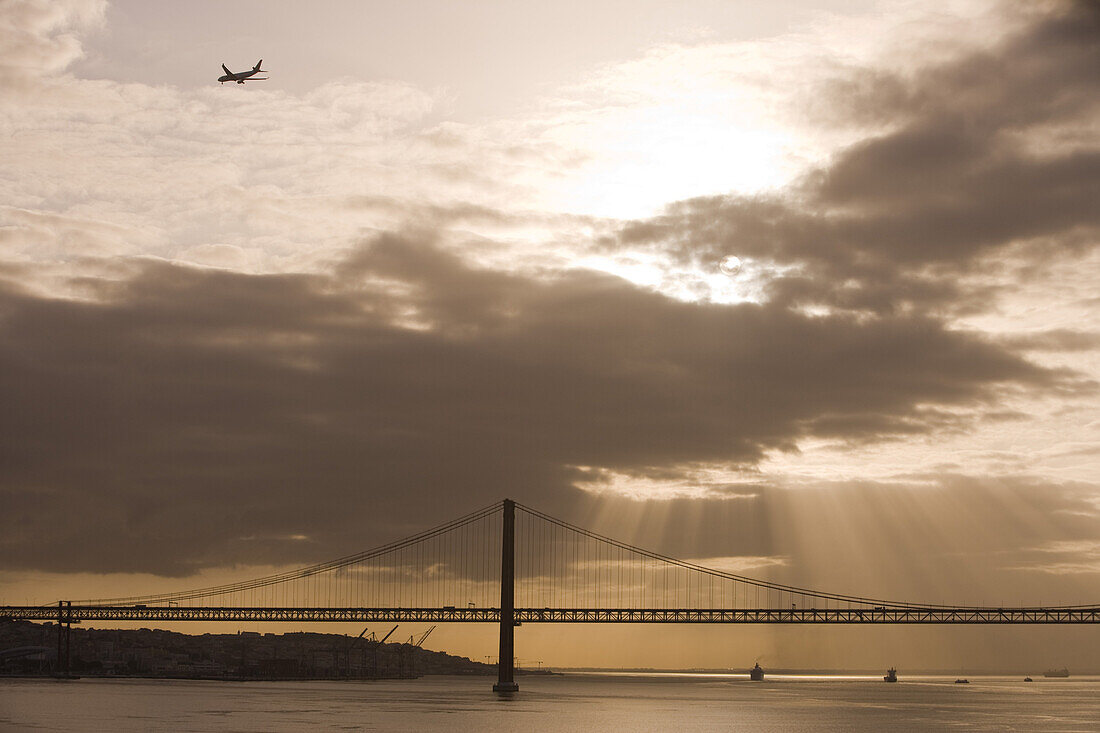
{"left": 493, "top": 499, "right": 519, "bottom": 693}
{"left": 55, "top": 601, "right": 72, "bottom": 678}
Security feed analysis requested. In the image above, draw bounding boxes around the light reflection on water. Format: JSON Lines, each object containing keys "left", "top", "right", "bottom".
{"left": 581, "top": 671, "right": 885, "bottom": 681}
{"left": 2, "top": 674, "right": 1099, "bottom": 732}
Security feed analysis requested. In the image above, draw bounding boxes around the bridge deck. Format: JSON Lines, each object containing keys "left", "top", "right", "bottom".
{"left": 4, "top": 606, "right": 1099, "bottom": 624}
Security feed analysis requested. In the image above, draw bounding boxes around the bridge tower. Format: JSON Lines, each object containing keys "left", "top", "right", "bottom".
{"left": 55, "top": 601, "right": 72, "bottom": 678}
{"left": 493, "top": 498, "right": 519, "bottom": 693}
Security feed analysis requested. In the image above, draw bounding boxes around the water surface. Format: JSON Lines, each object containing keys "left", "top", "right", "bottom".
{"left": 3, "top": 674, "right": 1098, "bottom": 732}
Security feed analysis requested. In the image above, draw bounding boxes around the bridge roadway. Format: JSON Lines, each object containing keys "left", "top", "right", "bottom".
{"left": 4, "top": 606, "right": 1100, "bottom": 624}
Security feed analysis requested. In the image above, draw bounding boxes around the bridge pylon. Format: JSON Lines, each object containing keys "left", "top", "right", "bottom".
{"left": 493, "top": 498, "right": 519, "bottom": 693}
{"left": 55, "top": 601, "right": 73, "bottom": 679}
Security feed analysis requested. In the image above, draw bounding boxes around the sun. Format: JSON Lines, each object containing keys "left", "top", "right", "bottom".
{"left": 550, "top": 116, "right": 795, "bottom": 221}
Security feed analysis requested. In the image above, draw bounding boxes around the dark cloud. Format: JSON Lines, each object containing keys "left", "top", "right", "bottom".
{"left": 0, "top": 234, "right": 1072, "bottom": 574}
{"left": 612, "top": 1, "right": 1100, "bottom": 315}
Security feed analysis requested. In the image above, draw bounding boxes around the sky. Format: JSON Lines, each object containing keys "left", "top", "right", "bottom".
{"left": 1, "top": 0, "right": 1099, "bottom": 670}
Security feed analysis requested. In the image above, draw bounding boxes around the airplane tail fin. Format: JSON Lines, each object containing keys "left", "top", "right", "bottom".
{"left": 254, "top": 59, "right": 263, "bottom": 71}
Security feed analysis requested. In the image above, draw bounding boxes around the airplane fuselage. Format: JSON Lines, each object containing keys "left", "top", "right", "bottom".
{"left": 218, "top": 61, "right": 266, "bottom": 84}
{"left": 219, "top": 70, "right": 257, "bottom": 84}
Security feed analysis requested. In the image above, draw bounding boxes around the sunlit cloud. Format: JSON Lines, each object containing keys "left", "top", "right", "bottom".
{"left": 571, "top": 464, "right": 763, "bottom": 501}
{"left": 1011, "top": 540, "right": 1100, "bottom": 575}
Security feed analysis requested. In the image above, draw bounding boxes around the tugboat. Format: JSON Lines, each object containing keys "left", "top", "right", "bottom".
{"left": 884, "top": 667, "right": 898, "bottom": 683}
{"left": 1024, "top": 677, "right": 1033, "bottom": 682}
{"left": 749, "top": 662, "right": 764, "bottom": 681}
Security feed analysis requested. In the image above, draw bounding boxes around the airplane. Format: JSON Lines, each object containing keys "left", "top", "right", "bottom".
{"left": 218, "top": 60, "right": 268, "bottom": 84}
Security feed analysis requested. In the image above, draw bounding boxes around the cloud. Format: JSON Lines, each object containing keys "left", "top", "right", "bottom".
{"left": 0, "top": 0, "right": 105, "bottom": 90}
{"left": 0, "top": 6, "right": 557, "bottom": 274}
{"left": 767, "top": 473, "right": 1100, "bottom": 603}
{"left": 1010, "top": 540, "right": 1100, "bottom": 576}
{"left": 0, "top": 235, "right": 1075, "bottom": 574}
{"left": 610, "top": 1, "right": 1100, "bottom": 316}
{"left": 1002, "top": 329, "right": 1100, "bottom": 353}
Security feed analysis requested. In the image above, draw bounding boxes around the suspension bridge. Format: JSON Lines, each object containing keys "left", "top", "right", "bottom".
{"left": 3, "top": 499, "right": 1098, "bottom": 691}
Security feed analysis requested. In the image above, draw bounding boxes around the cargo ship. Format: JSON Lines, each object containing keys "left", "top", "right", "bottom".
{"left": 749, "top": 663, "right": 764, "bottom": 681}
{"left": 884, "top": 667, "right": 897, "bottom": 683}
{"left": 1044, "top": 668, "right": 1069, "bottom": 678}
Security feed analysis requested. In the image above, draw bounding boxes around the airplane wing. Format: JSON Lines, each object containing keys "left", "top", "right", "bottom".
{"left": 244, "top": 77, "right": 268, "bottom": 81}
{"left": 221, "top": 64, "right": 232, "bottom": 75}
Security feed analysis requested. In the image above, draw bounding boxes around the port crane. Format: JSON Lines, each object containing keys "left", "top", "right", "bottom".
{"left": 367, "top": 624, "right": 399, "bottom": 678}
{"left": 406, "top": 626, "right": 436, "bottom": 648}
{"left": 401, "top": 625, "right": 436, "bottom": 677}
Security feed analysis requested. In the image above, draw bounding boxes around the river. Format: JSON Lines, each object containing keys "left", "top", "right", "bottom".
{"left": 3, "top": 673, "right": 1098, "bottom": 731}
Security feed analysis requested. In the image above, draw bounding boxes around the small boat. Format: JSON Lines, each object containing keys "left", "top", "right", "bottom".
{"left": 749, "top": 663, "right": 764, "bottom": 681}
{"left": 884, "top": 667, "right": 898, "bottom": 683}
{"left": 1044, "top": 668, "right": 1069, "bottom": 678}
{"left": 954, "top": 678, "right": 969, "bottom": 684}
{"left": 1024, "top": 677, "right": 1033, "bottom": 682}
